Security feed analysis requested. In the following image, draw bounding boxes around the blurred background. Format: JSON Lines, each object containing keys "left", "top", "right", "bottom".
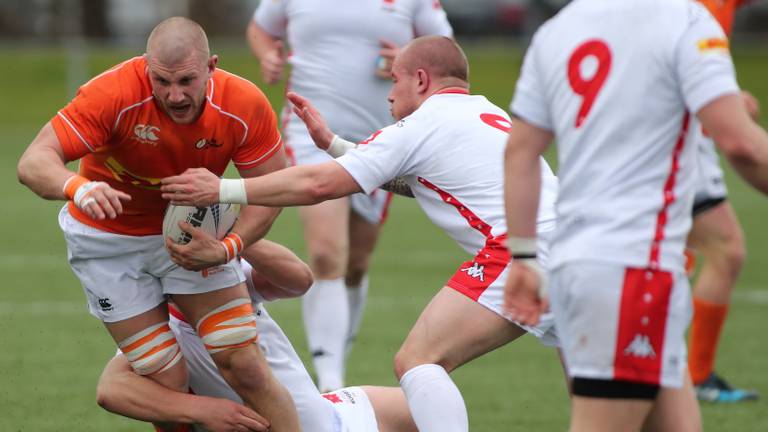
{"left": 1, "top": 1, "right": 767, "bottom": 431}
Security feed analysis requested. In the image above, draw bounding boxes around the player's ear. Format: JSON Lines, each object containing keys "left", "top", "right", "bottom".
{"left": 207, "top": 55, "right": 218, "bottom": 74}
{"left": 416, "top": 68, "right": 430, "bottom": 94}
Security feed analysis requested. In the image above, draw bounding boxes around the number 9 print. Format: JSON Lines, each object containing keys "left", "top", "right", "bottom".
{"left": 568, "top": 39, "right": 612, "bottom": 128}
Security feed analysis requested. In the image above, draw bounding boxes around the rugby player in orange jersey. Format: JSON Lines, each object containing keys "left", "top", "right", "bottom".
{"left": 686, "top": 0, "right": 760, "bottom": 402}
{"left": 17, "top": 17, "right": 299, "bottom": 431}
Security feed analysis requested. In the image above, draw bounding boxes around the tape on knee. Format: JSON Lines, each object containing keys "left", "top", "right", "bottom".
{"left": 196, "top": 298, "right": 258, "bottom": 354}
{"left": 118, "top": 322, "right": 183, "bottom": 376}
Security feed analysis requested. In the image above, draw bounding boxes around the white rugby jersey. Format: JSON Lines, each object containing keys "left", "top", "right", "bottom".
{"left": 254, "top": 0, "right": 453, "bottom": 141}
{"left": 511, "top": 0, "right": 739, "bottom": 272}
{"left": 336, "top": 90, "right": 558, "bottom": 255}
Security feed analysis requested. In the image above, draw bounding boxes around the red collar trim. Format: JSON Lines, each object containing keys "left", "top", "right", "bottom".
{"left": 435, "top": 87, "right": 470, "bottom": 95}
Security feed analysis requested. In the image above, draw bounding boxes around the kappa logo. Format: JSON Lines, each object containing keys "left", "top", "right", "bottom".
{"left": 460, "top": 262, "right": 485, "bottom": 281}
{"left": 133, "top": 124, "right": 160, "bottom": 144}
{"left": 624, "top": 334, "right": 656, "bottom": 359}
{"left": 98, "top": 297, "right": 114, "bottom": 312}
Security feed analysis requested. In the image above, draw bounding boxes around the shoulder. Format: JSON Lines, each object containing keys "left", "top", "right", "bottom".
{"left": 210, "top": 69, "right": 275, "bottom": 117}
{"left": 81, "top": 56, "right": 150, "bottom": 101}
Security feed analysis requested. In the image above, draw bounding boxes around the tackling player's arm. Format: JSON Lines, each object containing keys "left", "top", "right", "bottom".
{"left": 17, "top": 122, "right": 130, "bottom": 220}
{"left": 698, "top": 93, "right": 768, "bottom": 194}
{"left": 241, "top": 239, "right": 314, "bottom": 301}
{"left": 97, "top": 354, "right": 269, "bottom": 431}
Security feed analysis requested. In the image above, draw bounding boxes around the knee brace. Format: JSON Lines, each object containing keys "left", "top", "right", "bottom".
{"left": 196, "top": 298, "right": 258, "bottom": 354}
{"left": 119, "top": 322, "right": 182, "bottom": 376}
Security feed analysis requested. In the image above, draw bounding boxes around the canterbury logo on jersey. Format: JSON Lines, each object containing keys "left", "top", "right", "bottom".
{"left": 460, "top": 262, "right": 485, "bottom": 281}
{"left": 623, "top": 334, "right": 656, "bottom": 359}
{"left": 105, "top": 157, "right": 162, "bottom": 190}
{"left": 133, "top": 124, "right": 160, "bottom": 144}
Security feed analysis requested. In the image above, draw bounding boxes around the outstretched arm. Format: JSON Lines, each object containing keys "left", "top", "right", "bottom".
{"left": 241, "top": 239, "right": 314, "bottom": 300}
{"left": 97, "top": 354, "right": 269, "bottom": 431}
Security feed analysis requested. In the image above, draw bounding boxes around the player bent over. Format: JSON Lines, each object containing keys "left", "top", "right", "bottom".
{"left": 98, "top": 239, "right": 417, "bottom": 432}
{"left": 17, "top": 17, "right": 298, "bottom": 431}
{"left": 503, "top": 1, "right": 768, "bottom": 431}
{"left": 161, "top": 36, "right": 563, "bottom": 432}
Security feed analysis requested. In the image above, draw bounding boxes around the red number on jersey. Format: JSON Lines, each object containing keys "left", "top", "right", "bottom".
{"left": 480, "top": 113, "right": 512, "bottom": 133}
{"left": 567, "top": 39, "right": 612, "bottom": 128}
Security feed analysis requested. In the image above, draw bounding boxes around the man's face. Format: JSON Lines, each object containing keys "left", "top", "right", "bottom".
{"left": 387, "top": 60, "right": 420, "bottom": 121}
{"left": 147, "top": 54, "right": 214, "bottom": 124}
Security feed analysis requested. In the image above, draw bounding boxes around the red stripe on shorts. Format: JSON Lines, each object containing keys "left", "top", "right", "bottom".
{"left": 613, "top": 268, "right": 673, "bottom": 385}
{"left": 446, "top": 236, "right": 509, "bottom": 301}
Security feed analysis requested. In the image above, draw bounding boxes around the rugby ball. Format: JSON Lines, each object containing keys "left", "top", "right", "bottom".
{"left": 162, "top": 203, "right": 240, "bottom": 244}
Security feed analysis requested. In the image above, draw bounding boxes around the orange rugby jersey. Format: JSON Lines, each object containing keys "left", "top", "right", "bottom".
{"left": 51, "top": 56, "right": 282, "bottom": 235}
{"left": 698, "top": 0, "right": 749, "bottom": 36}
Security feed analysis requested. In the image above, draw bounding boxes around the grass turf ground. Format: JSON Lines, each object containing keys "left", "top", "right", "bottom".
{"left": 0, "top": 40, "right": 766, "bottom": 431}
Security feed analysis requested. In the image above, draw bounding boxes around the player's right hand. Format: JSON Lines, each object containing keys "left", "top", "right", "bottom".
{"left": 198, "top": 396, "right": 270, "bottom": 432}
{"left": 261, "top": 40, "right": 285, "bottom": 85}
{"left": 503, "top": 260, "right": 548, "bottom": 327}
{"left": 73, "top": 181, "right": 131, "bottom": 220}
{"left": 287, "top": 92, "right": 334, "bottom": 149}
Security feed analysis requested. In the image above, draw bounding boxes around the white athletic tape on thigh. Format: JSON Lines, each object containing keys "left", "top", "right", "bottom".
{"left": 118, "top": 322, "right": 183, "bottom": 376}
{"left": 196, "top": 298, "right": 258, "bottom": 354}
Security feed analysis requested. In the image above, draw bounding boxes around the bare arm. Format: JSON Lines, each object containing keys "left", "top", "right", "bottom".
{"left": 241, "top": 239, "right": 314, "bottom": 300}
{"left": 161, "top": 161, "right": 362, "bottom": 208}
{"left": 698, "top": 92, "right": 768, "bottom": 194}
{"left": 96, "top": 354, "right": 268, "bottom": 431}
{"left": 502, "top": 119, "right": 554, "bottom": 326}
{"left": 17, "top": 122, "right": 130, "bottom": 219}
{"left": 246, "top": 20, "right": 286, "bottom": 85}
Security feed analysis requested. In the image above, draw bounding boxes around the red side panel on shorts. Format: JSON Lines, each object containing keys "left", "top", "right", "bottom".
{"left": 613, "top": 268, "right": 673, "bottom": 385}
{"left": 447, "top": 236, "right": 509, "bottom": 301}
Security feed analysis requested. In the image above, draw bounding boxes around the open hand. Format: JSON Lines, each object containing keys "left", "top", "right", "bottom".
{"left": 197, "top": 396, "right": 271, "bottom": 432}
{"left": 287, "top": 92, "right": 334, "bottom": 150}
{"left": 503, "top": 261, "right": 548, "bottom": 326}
{"left": 161, "top": 168, "right": 220, "bottom": 207}
{"left": 75, "top": 182, "right": 132, "bottom": 220}
{"left": 261, "top": 40, "right": 286, "bottom": 85}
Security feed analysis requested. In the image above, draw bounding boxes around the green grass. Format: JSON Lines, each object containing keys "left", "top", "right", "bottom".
{"left": 1, "top": 40, "right": 767, "bottom": 431}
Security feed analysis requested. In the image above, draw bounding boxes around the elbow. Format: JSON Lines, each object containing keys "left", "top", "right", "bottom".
{"left": 716, "top": 133, "right": 761, "bottom": 164}
{"left": 306, "top": 178, "right": 339, "bottom": 204}
{"left": 95, "top": 382, "right": 117, "bottom": 413}
{"left": 16, "top": 158, "right": 31, "bottom": 188}
{"left": 295, "top": 264, "right": 314, "bottom": 295}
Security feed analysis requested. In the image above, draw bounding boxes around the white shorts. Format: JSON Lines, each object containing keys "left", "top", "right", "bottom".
{"left": 693, "top": 135, "right": 727, "bottom": 214}
{"left": 446, "top": 226, "right": 559, "bottom": 347}
{"left": 59, "top": 206, "right": 244, "bottom": 322}
{"left": 321, "top": 387, "right": 380, "bottom": 432}
{"left": 549, "top": 262, "right": 691, "bottom": 388}
{"left": 284, "top": 117, "right": 393, "bottom": 225}
{"left": 170, "top": 302, "right": 375, "bottom": 432}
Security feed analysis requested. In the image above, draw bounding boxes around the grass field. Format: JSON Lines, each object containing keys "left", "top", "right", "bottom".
{"left": 1, "top": 39, "right": 767, "bottom": 431}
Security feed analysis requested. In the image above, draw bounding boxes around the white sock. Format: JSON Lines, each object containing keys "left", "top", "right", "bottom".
{"left": 302, "top": 277, "right": 349, "bottom": 392}
{"left": 400, "top": 364, "right": 469, "bottom": 432}
{"left": 345, "top": 274, "right": 369, "bottom": 358}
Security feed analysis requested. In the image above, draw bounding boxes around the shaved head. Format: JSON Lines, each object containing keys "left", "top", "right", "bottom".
{"left": 397, "top": 36, "right": 468, "bottom": 83}
{"left": 146, "top": 17, "right": 210, "bottom": 65}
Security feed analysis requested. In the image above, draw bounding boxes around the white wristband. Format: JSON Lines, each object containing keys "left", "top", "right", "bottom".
{"left": 327, "top": 135, "right": 357, "bottom": 158}
{"left": 219, "top": 179, "right": 248, "bottom": 204}
{"left": 506, "top": 236, "right": 538, "bottom": 256}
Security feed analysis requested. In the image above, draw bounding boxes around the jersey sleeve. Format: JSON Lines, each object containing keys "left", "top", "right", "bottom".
{"left": 253, "top": 0, "right": 288, "bottom": 38}
{"left": 50, "top": 67, "right": 125, "bottom": 161}
{"left": 335, "top": 122, "right": 420, "bottom": 194}
{"left": 232, "top": 88, "right": 283, "bottom": 170}
{"left": 412, "top": 0, "right": 454, "bottom": 37}
{"left": 675, "top": 1, "right": 740, "bottom": 114}
{"left": 510, "top": 30, "right": 553, "bottom": 131}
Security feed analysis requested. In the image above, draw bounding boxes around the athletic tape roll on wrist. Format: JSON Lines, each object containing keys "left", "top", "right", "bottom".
{"left": 219, "top": 179, "right": 248, "bottom": 204}
{"left": 220, "top": 232, "right": 244, "bottom": 262}
{"left": 507, "top": 236, "right": 548, "bottom": 298}
{"left": 327, "top": 135, "right": 357, "bottom": 158}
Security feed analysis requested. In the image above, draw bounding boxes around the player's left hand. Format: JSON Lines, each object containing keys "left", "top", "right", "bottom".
{"left": 503, "top": 260, "right": 548, "bottom": 326}
{"left": 165, "top": 221, "right": 227, "bottom": 270}
{"left": 161, "top": 168, "right": 220, "bottom": 206}
{"left": 376, "top": 39, "right": 399, "bottom": 79}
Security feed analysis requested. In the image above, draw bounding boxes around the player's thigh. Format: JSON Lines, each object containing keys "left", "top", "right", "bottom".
{"left": 688, "top": 201, "right": 744, "bottom": 251}
{"left": 396, "top": 287, "right": 526, "bottom": 373}
{"left": 642, "top": 372, "right": 701, "bottom": 432}
{"left": 571, "top": 396, "right": 653, "bottom": 432}
{"left": 550, "top": 262, "right": 690, "bottom": 388}
{"left": 299, "top": 197, "right": 350, "bottom": 255}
